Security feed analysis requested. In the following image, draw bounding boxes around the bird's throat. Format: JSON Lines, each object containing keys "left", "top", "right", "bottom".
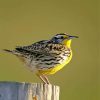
{"left": 62, "top": 39, "right": 72, "bottom": 48}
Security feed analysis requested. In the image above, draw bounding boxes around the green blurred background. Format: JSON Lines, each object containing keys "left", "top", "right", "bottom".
{"left": 0, "top": 0, "right": 98, "bottom": 100}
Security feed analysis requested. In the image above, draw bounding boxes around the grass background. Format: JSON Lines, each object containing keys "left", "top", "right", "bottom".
{"left": 0, "top": 0, "right": 98, "bottom": 100}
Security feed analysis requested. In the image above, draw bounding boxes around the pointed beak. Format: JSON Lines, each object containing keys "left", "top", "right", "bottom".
{"left": 68, "top": 35, "right": 79, "bottom": 39}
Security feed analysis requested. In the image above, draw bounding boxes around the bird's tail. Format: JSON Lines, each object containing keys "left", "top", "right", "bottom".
{"left": 3, "top": 49, "right": 21, "bottom": 56}
{"left": 3, "top": 49, "right": 14, "bottom": 53}
{"left": 3, "top": 49, "right": 13, "bottom": 53}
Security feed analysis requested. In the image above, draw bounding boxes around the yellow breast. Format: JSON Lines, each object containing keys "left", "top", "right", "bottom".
{"left": 38, "top": 39, "right": 73, "bottom": 75}
{"left": 38, "top": 50, "right": 72, "bottom": 75}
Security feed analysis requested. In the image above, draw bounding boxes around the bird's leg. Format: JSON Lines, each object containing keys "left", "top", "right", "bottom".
{"left": 36, "top": 73, "right": 50, "bottom": 84}
{"left": 36, "top": 73, "right": 47, "bottom": 84}
{"left": 42, "top": 75, "right": 50, "bottom": 84}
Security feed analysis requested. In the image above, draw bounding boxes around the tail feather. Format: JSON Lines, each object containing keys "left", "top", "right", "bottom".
{"left": 3, "top": 49, "right": 18, "bottom": 55}
{"left": 3, "top": 49, "right": 13, "bottom": 53}
{"left": 3, "top": 49, "right": 22, "bottom": 56}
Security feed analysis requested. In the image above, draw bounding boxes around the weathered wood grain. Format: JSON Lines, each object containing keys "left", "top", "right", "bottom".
{"left": 0, "top": 81, "right": 60, "bottom": 100}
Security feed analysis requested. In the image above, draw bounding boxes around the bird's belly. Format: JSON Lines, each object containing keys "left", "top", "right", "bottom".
{"left": 38, "top": 52, "right": 72, "bottom": 75}
{"left": 23, "top": 50, "right": 72, "bottom": 74}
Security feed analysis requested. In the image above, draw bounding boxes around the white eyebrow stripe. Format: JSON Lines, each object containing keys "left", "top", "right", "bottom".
{"left": 55, "top": 35, "right": 63, "bottom": 38}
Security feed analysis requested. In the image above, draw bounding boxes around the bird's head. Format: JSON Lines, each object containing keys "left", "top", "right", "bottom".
{"left": 50, "top": 33, "right": 78, "bottom": 48}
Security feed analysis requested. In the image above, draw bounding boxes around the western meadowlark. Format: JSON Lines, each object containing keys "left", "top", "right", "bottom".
{"left": 4, "top": 33, "right": 78, "bottom": 84}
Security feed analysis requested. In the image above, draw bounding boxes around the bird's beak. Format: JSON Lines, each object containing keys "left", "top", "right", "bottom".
{"left": 68, "top": 35, "right": 79, "bottom": 39}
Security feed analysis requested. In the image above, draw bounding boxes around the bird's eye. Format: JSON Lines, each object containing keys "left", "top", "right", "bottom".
{"left": 54, "top": 37, "right": 58, "bottom": 39}
{"left": 61, "top": 36, "right": 64, "bottom": 39}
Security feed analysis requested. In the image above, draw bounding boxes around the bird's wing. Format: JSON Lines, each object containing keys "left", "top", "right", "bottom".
{"left": 15, "top": 40, "right": 67, "bottom": 55}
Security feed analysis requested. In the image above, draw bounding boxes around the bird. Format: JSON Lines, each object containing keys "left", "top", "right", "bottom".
{"left": 4, "top": 33, "right": 78, "bottom": 84}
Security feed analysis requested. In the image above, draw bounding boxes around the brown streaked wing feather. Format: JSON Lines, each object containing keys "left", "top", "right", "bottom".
{"left": 15, "top": 40, "right": 67, "bottom": 55}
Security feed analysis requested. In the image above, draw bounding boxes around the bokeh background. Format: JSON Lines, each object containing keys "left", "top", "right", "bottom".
{"left": 0, "top": 0, "right": 98, "bottom": 100}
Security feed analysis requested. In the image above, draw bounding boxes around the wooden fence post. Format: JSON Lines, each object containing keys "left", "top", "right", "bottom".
{"left": 0, "top": 81, "right": 60, "bottom": 100}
